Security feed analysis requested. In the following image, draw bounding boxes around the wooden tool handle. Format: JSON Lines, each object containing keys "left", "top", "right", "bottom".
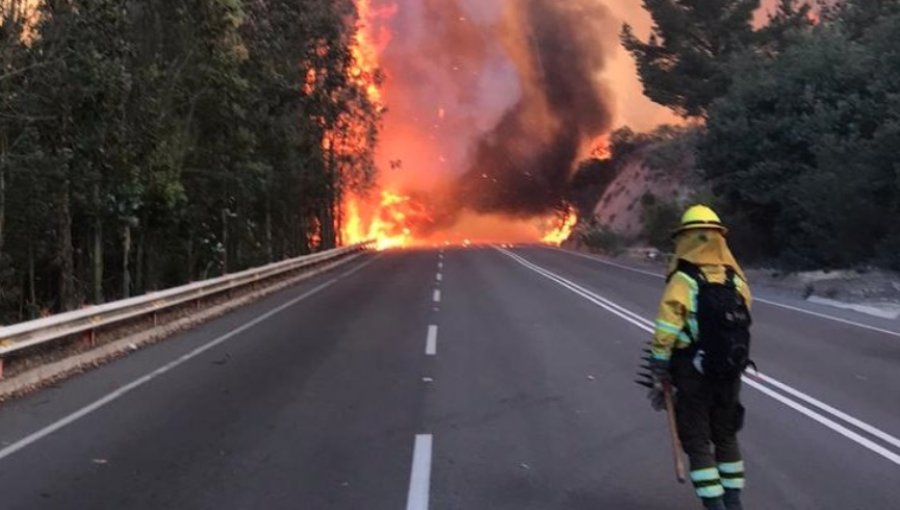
{"left": 663, "top": 382, "right": 687, "bottom": 484}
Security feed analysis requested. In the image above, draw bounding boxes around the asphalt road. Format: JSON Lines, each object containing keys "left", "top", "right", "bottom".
{"left": 0, "top": 246, "right": 898, "bottom": 509}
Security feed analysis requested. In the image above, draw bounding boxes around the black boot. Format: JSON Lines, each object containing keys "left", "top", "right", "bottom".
{"left": 723, "top": 489, "right": 743, "bottom": 510}
{"left": 701, "top": 497, "right": 726, "bottom": 510}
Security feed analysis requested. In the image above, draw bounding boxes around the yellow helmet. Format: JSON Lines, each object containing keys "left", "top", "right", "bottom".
{"left": 674, "top": 205, "right": 728, "bottom": 236}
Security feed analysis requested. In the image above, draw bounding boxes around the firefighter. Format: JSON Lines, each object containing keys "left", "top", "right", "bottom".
{"left": 648, "top": 205, "right": 752, "bottom": 510}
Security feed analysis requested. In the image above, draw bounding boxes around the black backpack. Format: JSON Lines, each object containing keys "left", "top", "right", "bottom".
{"left": 669, "top": 259, "right": 753, "bottom": 379}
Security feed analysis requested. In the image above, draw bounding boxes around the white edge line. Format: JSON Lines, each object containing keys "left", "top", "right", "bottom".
{"left": 405, "top": 434, "right": 433, "bottom": 510}
{"left": 498, "top": 247, "right": 900, "bottom": 467}
{"left": 751, "top": 372, "right": 900, "bottom": 450}
{"left": 546, "top": 246, "right": 900, "bottom": 339}
{"left": 743, "top": 377, "right": 900, "bottom": 465}
{"left": 0, "top": 255, "right": 380, "bottom": 462}
{"left": 527, "top": 247, "right": 900, "bottom": 449}
{"left": 426, "top": 325, "right": 438, "bottom": 356}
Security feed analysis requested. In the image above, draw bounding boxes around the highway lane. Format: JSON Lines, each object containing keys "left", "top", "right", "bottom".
{"left": 0, "top": 252, "right": 433, "bottom": 510}
{"left": 0, "top": 246, "right": 897, "bottom": 509}
{"left": 431, "top": 247, "right": 899, "bottom": 509}
{"left": 513, "top": 246, "right": 900, "bottom": 442}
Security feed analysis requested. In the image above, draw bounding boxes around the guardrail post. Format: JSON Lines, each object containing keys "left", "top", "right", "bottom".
{"left": 81, "top": 329, "right": 96, "bottom": 348}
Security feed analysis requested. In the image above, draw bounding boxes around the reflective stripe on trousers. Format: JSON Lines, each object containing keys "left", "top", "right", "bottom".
{"left": 719, "top": 461, "right": 746, "bottom": 490}
{"left": 690, "top": 467, "right": 725, "bottom": 499}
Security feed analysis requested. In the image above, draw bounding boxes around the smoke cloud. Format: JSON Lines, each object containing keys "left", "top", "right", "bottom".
{"left": 451, "top": 0, "right": 618, "bottom": 217}
{"left": 372, "top": 0, "right": 623, "bottom": 230}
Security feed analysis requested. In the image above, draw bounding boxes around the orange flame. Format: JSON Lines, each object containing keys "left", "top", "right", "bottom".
{"left": 540, "top": 207, "right": 578, "bottom": 246}
{"left": 349, "top": 0, "right": 396, "bottom": 107}
{"left": 340, "top": 0, "right": 582, "bottom": 250}
{"left": 343, "top": 191, "right": 430, "bottom": 250}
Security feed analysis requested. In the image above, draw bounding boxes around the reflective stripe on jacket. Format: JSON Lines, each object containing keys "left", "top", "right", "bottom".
{"left": 651, "top": 264, "right": 752, "bottom": 362}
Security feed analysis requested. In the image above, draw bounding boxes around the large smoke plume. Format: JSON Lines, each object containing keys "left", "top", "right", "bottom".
{"left": 374, "top": 0, "right": 621, "bottom": 231}
{"left": 451, "top": 1, "right": 618, "bottom": 217}
{"left": 361, "top": 0, "right": 790, "bottom": 241}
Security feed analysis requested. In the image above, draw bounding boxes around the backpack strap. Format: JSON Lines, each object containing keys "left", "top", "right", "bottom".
{"left": 724, "top": 266, "right": 738, "bottom": 289}
{"left": 666, "top": 259, "right": 706, "bottom": 284}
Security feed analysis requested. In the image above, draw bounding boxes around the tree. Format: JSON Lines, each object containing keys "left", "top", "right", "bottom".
{"left": 759, "top": 0, "right": 815, "bottom": 53}
{"left": 699, "top": 4, "right": 900, "bottom": 268}
{"left": 0, "top": 0, "right": 382, "bottom": 322}
{"left": 622, "top": 0, "right": 761, "bottom": 117}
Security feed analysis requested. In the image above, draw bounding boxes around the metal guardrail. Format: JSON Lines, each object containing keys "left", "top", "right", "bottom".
{"left": 0, "top": 242, "right": 374, "bottom": 377}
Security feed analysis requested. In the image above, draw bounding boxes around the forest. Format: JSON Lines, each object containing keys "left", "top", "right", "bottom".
{"left": 0, "top": 0, "right": 380, "bottom": 322}
{"left": 618, "top": 0, "right": 900, "bottom": 270}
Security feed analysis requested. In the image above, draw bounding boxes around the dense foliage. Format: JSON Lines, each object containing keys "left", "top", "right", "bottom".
{"left": 625, "top": 0, "right": 900, "bottom": 270}
{"left": 701, "top": 1, "right": 900, "bottom": 269}
{"left": 0, "top": 0, "right": 380, "bottom": 321}
{"left": 623, "top": 0, "right": 813, "bottom": 117}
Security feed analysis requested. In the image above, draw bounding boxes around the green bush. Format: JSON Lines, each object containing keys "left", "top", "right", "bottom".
{"left": 642, "top": 198, "right": 681, "bottom": 251}
{"left": 699, "top": 4, "right": 900, "bottom": 269}
{"left": 581, "top": 225, "right": 627, "bottom": 256}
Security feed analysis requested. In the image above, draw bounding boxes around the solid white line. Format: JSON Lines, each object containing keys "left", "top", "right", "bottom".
{"left": 534, "top": 249, "right": 900, "bottom": 448}
{"left": 436, "top": 273, "right": 442, "bottom": 282}
{"left": 405, "top": 434, "right": 433, "bottom": 510}
{"left": 498, "top": 247, "right": 900, "bottom": 467}
{"left": 549, "top": 246, "right": 663, "bottom": 278}
{"left": 502, "top": 250, "right": 649, "bottom": 329}
{"left": 751, "top": 372, "right": 900, "bottom": 451}
{"left": 547, "top": 246, "right": 900, "bottom": 339}
{"left": 0, "top": 256, "right": 379, "bottom": 462}
{"left": 425, "top": 325, "right": 438, "bottom": 356}
{"left": 433, "top": 290, "right": 441, "bottom": 303}
{"left": 743, "top": 377, "right": 900, "bottom": 465}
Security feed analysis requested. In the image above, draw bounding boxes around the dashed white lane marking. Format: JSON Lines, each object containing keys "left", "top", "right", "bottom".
{"left": 405, "top": 434, "right": 433, "bottom": 510}
{"left": 498, "top": 247, "right": 900, "bottom": 468}
{"left": 433, "top": 289, "right": 441, "bottom": 303}
{"left": 425, "top": 325, "right": 438, "bottom": 355}
{"left": 548, "top": 246, "right": 900, "bottom": 339}
{"left": 436, "top": 273, "right": 442, "bottom": 282}
{"left": 0, "top": 255, "right": 381, "bottom": 462}
{"left": 438, "top": 261, "right": 443, "bottom": 270}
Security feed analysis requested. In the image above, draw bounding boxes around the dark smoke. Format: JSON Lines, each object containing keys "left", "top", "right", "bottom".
{"left": 451, "top": 0, "right": 617, "bottom": 217}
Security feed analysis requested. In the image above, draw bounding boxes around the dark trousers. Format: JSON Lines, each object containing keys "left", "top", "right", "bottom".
{"left": 672, "top": 350, "right": 745, "bottom": 497}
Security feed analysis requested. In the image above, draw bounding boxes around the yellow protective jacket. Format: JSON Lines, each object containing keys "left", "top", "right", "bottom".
{"left": 652, "top": 230, "right": 752, "bottom": 362}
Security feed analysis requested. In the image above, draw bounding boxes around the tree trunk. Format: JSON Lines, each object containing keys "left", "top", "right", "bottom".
{"left": 27, "top": 238, "right": 35, "bottom": 319}
{"left": 58, "top": 180, "right": 76, "bottom": 311}
{"left": 92, "top": 183, "right": 103, "bottom": 304}
{"left": 265, "top": 196, "right": 273, "bottom": 263}
{"left": 319, "top": 202, "right": 336, "bottom": 250}
{"left": 122, "top": 223, "right": 131, "bottom": 299}
{"left": 135, "top": 225, "right": 145, "bottom": 294}
{"left": 221, "top": 207, "right": 229, "bottom": 274}
{"left": 0, "top": 151, "right": 5, "bottom": 257}
{"left": 186, "top": 232, "right": 195, "bottom": 282}
{"left": 0, "top": 129, "right": 7, "bottom": 257}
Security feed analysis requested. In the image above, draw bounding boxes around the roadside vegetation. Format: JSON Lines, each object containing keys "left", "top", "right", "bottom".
{"left": 578, "top": 0, "right": 900, "bottom": 271}
{"left": 0, "top": 1, "right": 380, "bottom": 322}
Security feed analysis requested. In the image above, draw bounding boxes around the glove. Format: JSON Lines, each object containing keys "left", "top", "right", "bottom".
{"left": 647, "top": 359, "right": 671, "bottom": 412}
